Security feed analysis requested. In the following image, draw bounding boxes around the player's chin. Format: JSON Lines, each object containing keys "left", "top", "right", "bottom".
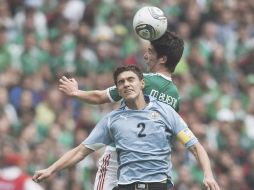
{"left": 146, "top": 63, "right": 151, "bottom": 71}
{"left": 147, "top": 64, "right": 155, "bottom": 72}
{"left": 123, "top": 94, "right": 136, "bottom": 101}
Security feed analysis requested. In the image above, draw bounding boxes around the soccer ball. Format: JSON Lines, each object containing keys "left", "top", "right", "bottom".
{"left": 133, "top": 6, "right": 168, "bottom": 41}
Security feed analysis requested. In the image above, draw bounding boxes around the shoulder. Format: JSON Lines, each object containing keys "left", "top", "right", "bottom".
{"left": 104, "top": 108, "right": 125, "bottom": 121}
{"left": 150, "top": 99, "right": 181, "bottom": 126}
{"left": 143, "top": 73, "right": 172, "bottom": 81}
{"left": 143, "top": 73, "right": 163, "bottom": 80}
{"left": 110, "top": 108, "right": 123, "bottom": 116}
{"left": 143, "top": 73, "right": 163, "bottom": 83}
{"left": 143, "top": 73, "right": 178, "bottom": 92}
{"left": 150, "top": 97, "right": 175, "bottom": 113}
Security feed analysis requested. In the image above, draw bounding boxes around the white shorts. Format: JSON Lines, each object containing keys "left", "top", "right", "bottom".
{"left": 94, "top": 146, "right": 118, "bottom": 190}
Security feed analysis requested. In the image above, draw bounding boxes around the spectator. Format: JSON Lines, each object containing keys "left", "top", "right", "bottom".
{"left": 0, "top": 0, "right": 254, "bottom": 189}
{"left": 0, "top": 137, "right": 44, "bottom": 190}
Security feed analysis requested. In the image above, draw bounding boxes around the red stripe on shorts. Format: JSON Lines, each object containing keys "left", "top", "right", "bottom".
{"left": 96, "top": 154, "right": 111, "bottom": 190}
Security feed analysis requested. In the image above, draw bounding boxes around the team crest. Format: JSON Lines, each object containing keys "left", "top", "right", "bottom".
{"left": 150, "top": 111, "right": 160, "bottom": 120}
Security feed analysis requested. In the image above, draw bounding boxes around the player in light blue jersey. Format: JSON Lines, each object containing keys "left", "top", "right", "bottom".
{"left": 58, "top": 31, "right": 184, "bottom": 190}
{"left": 33, "top": 65, "right": 220, "bottom": 190}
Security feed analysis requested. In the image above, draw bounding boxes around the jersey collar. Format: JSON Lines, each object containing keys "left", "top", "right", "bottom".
{"left": 119, "top": 95, "right": 155, "bottom": 110}
{"left": 156, "top": 73, "right": 172, "bottom": 81}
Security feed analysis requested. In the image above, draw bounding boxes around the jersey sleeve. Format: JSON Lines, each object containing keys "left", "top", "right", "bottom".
{"left": 174, "top": 117, "right": 198, "bottom": 148}
{"left": 106, "top": 86, "right": 122, "bottom": 102}
{"left": 162, "top": 105, "right": 198, "bottom": 148}
{"left": 82, "top": 115, "right": 113, "bottom": 150}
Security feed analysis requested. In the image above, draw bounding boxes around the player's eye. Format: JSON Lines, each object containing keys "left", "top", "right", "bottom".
{"left": 117, "top": 80, "right": 124, "bottom": 85}
{"left": 127, "top": 77, "right": 135, "bottom": 82}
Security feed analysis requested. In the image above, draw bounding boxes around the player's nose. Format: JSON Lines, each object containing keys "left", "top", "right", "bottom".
{"left": 143, "top": 52, "right": 148, "bottom": 60}
{"left": 123, "top": 82, "right": 130, "bottom": 87}
{"left": 123, "top": 80, "right": 131, "bottom": 88}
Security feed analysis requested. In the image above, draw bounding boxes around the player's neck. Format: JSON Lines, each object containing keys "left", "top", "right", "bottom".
{"left": 157, "top": 71, "right": 172, "bottom": 78}
{"left": 156, "top": 69, "right": 172, "bottom": 78}
{"left": 153, "top": 65, "right": 172, "bottom": 78}
{"left": 125, "top": 95, "right": 147, "bottom": 110}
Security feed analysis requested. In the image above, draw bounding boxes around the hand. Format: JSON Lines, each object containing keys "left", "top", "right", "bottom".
{"left": 59, "top": 76, "right": 79, "bottom": 97}
{"left": 32, "top": 168, "right": 53, "bottom": 183}
{"left": 203, "top": 176, "right": 220, "bottom": 190}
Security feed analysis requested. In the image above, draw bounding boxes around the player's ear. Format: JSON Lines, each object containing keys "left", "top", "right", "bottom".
{"left": 159, "top": 56, "right": 167, "bottom": 64}
{"left": 141, "top": 79, "right": 145, "bottom": 90}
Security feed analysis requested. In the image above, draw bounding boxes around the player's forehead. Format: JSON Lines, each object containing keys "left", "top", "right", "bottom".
{"left": 146, "top": 43, "right": 156, "bottom": 54}
{"left": 142, "top": 41, "right": 154, "bottom": 51}
{"left": 117, "top": 71, "right": 139, "bottom": 81}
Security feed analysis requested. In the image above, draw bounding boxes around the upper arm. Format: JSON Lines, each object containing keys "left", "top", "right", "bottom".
{"left": 188, "top": 142, "right": 200, "bottom": 155}
{"left": 82, "top": 115, "right": 113, "bottom": 150}
{"left": 163, "top": 106, "right": 198, "bottom": 148}
{"left": 78, "top": 144, "right": 94, "bottom": 157}
{"left": 96, "top": 90, "right": 111, "bottom": 104}
{"left": 176, "top": 127, "right": 198, "bottom": 148}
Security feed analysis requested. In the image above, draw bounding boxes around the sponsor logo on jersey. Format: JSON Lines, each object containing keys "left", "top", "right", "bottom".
{"left": 150, "top": 89, "right": 177, "bottom": 108}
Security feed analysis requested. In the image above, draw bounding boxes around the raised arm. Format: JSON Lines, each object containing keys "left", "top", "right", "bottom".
{"left": 59, "top": 76, "right": 111, "bottom": 104}
{"left": 188, "top": 142, "right": 220, "bottom": 190}
{"left": 32, "top": 144, "right": 93, "bottom": 183}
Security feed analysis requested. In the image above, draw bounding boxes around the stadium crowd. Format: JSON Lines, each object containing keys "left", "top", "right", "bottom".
{"left": 0, "top": 0, "right": 254, "bottom": 189}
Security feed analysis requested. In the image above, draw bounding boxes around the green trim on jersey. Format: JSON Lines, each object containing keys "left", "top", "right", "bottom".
{"left": 107, "top": 73, "right": 180, "bottom": 112}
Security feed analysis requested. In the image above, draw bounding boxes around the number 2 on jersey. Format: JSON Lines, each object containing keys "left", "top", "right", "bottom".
{"left": 137, "top": 123, "right": 146, "bottom": 137}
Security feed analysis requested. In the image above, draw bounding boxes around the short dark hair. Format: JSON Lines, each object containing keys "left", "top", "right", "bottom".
{"left": 113, "top": 65, "right": 143, "bottom": 85}
{"left": 151, "top": 31, "right": 184, "bottom": 73}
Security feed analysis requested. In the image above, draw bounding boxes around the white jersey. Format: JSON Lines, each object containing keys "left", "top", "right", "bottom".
{"left": 93, "top": 146, "right": 118, "bottom": 190}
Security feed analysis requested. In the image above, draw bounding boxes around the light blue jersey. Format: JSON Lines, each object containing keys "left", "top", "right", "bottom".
{"left": 83, "top": 96, "right": 198, "bottom": 185}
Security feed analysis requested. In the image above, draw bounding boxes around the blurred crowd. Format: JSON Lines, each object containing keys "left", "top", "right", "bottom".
{"left": 0, "top": 0, "right": 254, "bottom": 190}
